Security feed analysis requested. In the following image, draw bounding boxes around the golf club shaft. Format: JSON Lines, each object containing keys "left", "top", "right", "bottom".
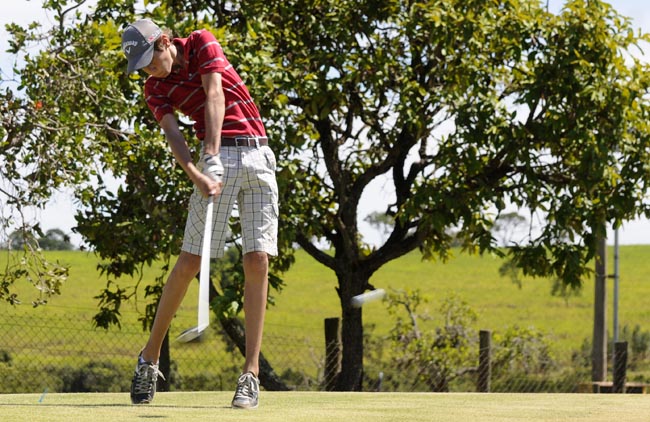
{"left": 198, "top": 196, "right": 213, "bottom": 328}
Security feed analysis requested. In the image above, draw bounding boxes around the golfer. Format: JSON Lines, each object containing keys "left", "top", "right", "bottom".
{"left": 121, "top": 18, "right": 278, "bottom": 409}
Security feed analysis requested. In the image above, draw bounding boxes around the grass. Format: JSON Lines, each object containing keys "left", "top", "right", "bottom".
{"left": 271, "top": 245, "right": 650, "bottom": 358}
{"left": 3, "top": 245, "right": 650, "bottom": 386}
{"left": 2, "top": 391, "right": 650, "bottom": 422}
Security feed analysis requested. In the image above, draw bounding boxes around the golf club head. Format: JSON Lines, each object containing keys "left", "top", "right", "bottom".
{"left": 175, "top": 323, "right": 209, "bottom": 343}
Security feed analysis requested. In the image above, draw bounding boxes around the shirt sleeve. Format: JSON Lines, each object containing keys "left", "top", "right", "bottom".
{"left": 192, "top": 29, "right": 228, "bottom": 74}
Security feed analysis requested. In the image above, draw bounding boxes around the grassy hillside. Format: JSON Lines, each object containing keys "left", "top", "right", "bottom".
{"left": 3, "top": 245, "right": 649, "bottom": 361}
{"left": 271, "top": 245, "right": 650, "bottom": 359}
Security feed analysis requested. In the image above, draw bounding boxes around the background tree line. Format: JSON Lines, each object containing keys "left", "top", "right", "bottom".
{"left": 1, "top": 228, "right": 75, "bottom": 251}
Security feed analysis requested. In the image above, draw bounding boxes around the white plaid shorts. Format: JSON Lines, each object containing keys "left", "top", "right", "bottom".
{"left": 182, "top": 145, "right": 279, "bottom": 258}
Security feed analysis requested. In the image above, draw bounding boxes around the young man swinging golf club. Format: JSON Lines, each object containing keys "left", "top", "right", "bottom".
{"left": 121, "top": 18, "right": 278, "bottom": 409}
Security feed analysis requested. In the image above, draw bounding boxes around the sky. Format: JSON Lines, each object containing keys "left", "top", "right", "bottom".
{"left": 2, "top": 1, "right": 650, "bottom": 247}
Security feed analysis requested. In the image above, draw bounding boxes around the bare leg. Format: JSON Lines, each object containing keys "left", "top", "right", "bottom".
{"left": 241, "top": 251, "right": 269, "bottom": 376}
{"left": 141, "top": 251, "right": 201, "bottom": 363}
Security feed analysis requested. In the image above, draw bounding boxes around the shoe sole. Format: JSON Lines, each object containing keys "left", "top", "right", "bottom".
{"left": 231, "top": 401, "right": 258, "bottom": 409}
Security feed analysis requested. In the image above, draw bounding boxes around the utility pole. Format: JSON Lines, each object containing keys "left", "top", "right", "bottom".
{"left": 613, "top": 229, "right": 620, "bottom": 343}
{"left": 592, "top": 233, "right": 607, "bottom": 382}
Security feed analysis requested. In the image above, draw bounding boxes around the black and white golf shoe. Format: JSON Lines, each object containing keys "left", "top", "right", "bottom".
{"left": 231, "top": 372, "right": 260, "bottom": 409}
{"left": 130, "top": 354, "right": 164, "bottom": 404}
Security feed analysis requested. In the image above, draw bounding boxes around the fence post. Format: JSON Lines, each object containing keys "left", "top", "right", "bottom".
{"left": 324, "top": 317, "right": 341, "bottom": 391}
{"left": 478, "top": 330, "right": 492, "bottom": 393}
{"left": 613, "top": 341, "right": 628, "bottom": 394}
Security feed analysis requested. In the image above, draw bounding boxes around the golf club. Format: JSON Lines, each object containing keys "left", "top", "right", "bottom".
{"left": 176, "top": 195, "right": 213, "bottom": 342}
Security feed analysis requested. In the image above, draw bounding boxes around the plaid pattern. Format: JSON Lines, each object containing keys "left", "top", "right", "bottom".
{"left": 182, "top": 145, "right": 278, "bottom": 258}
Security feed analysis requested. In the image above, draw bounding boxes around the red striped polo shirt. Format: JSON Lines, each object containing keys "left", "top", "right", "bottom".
{"left": 144, "top": 29, "right": 266, "bottom": 140}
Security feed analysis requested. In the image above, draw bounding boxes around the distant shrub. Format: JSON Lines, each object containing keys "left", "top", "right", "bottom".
{"left": 492, "top": 325, "right": 556, "bottom": 376}
{"left": 620, "top": 324, "right": 650, "bottom": 368}
{"left": 279, "top": 367, "right": 315, "bottom": 390}
{"left": 572, "top": 324, "right": 650, "bottom": 372}
{"left": 365, "top": 291, "right": 566, "bottom": 393}
{"left": 0, "top": 350, "right": 12, "bottom": 365}
{"left": 58, "top": 361, "right": 128, "bottom": 393}
{"left": 378, "top": 290, "right": 478, "bottom": 392}
{"left": 0, "top": 364, "right": 63, "bottom": 393}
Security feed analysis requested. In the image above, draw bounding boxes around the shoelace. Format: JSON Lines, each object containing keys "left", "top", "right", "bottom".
{"left": 234, "top": 373, "right": 257, "bottom": 399}
{"left": 133, "top": 363, "right": 165, "bottom": 394}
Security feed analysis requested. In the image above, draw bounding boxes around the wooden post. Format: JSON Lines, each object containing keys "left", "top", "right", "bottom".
{"left": 478, "top": 330, "right": 492, "bottom": 393}
{"left": 613, "top": 341, "right": 628, "bottom": 394}
{"left": 324, "top": 317, "right": 341, "bottom": 391}
{"left": 592, "top": 234, "right": 607, "bottom": 383}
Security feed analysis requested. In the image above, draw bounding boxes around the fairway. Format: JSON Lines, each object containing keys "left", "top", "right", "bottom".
{"left": 2, "top": 391, "right": 650, "bottom": 422}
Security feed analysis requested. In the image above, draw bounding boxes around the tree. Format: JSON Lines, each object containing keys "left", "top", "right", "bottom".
{"left": 492, "top": 212, "right": 528, "bottom": 247}
{"left": 240, "top": 0, "right": 650, "bottom": 390}
{"left": 384, "top": 290, "right": 478, "bottom": 392}
{"left": 38, "top": 228, "right": 74, "bottom": 250}
{"left": 5, "top": 228, "right": 73, "bottom": 250}
{"left": 3, "top": 0, "right": 650, "bottom": 391}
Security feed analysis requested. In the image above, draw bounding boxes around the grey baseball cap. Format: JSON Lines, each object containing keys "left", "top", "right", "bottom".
{"left": 121, "top": 19, "right": 162, "bottom": 73}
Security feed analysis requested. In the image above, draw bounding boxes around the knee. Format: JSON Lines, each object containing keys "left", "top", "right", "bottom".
{"left": 169, "top": 252, "right": 202, "bottom": 281}
{"left": 243, "top": 252, "right": 269, "bottom": 277}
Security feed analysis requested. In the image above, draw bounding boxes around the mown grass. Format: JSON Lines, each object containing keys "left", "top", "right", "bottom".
{"left": 2, "top": 391, "right": 650, "bottom": 422}
{"left": 2, "top": 245, "right": 649, "bottom": 379}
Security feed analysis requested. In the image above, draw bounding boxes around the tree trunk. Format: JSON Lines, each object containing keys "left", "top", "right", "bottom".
{"left": 335, "top": 306, "right": 364, "bottom": 390}
{"left": 592, "top": 233, "right": 607, "bottom": 382}
{"left": 334, "top": 272, "right": 366, "bottom": 391}
{"left": 157, "top": 332, "right": 170, "bottom": 391}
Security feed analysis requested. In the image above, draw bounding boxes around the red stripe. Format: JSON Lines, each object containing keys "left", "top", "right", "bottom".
{"left": 144, "top": 29, "right": 266, "bottom": 140}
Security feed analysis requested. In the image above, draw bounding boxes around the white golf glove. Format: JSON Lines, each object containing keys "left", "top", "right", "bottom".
{"left": 202, "top": 153, "right": 224, "bottom": 183}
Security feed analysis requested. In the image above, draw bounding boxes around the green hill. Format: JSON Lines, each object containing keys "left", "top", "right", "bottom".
{"left": 5, "top": 246, "right": 647, "bottom": 354}
{"left": 272, "top": 246, "right": 650, "bottom": 356}
{"left": 2, "top": 245, "right": 649, "bottom": 391}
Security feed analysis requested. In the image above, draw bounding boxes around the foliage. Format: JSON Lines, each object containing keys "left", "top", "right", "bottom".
{"left": 58, "top": 361, "right": 128, "bottom": 393}
{"left": 372, "top": 290, "right": 563, "bottom": 392}
{"left": 382, "top": 290, "right": 478, "bottom": 392}
{"left": 2, "top": 228, "right": 75, "bottom": 252}
{"left": 620, "top": 324, "right": 650, "bottom": 367}
{"left": 211, "top": 246, "right": 284, "bottom": 319}
{"left": 0, "top": 350, "right": 12, "bottom": 365}
{"left": 573, "top": 324, "right": 650, "bottom": 371}
{"left": 0, "top": 247, "right": 68, "bottom": 307}
{"left": 0, "top": 360, "right": 129, "bottom": 394}
{"left": 3, "top": 0, "right": 650, "bottom": 390}
{"left": 492, "top": 325, "right": 556, "bottom": 376}
{"left": 36, "top": 228, "right": 75, "bottom": 251}
{"left": 3, "top": 249, "right": 650, "bottom": 393}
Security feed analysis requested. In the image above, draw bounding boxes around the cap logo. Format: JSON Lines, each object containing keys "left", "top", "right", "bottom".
{"left": 122, "top": 40, "right": 139, "bottom": 55}
{"left": 147, "top": 29, "right": 162, "bottom": 43}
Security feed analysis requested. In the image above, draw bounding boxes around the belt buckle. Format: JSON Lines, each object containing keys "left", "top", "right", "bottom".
{"left": 234, "top": 136, "right": 247, "bottom": 147}
{"left": 254, "top": 137, "right": 260, "bottom": 148}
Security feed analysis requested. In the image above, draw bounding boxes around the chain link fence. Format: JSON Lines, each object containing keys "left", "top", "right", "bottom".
{"left": 1, "top": 311, "right": 646, "bottom": 394}
{"left": 0, "top": 310, "right": 325, "bottom": 394}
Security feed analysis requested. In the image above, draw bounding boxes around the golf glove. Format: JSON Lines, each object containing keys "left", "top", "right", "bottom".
{"left": 202, "top": 153, "right": 224, "bottom": 183}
